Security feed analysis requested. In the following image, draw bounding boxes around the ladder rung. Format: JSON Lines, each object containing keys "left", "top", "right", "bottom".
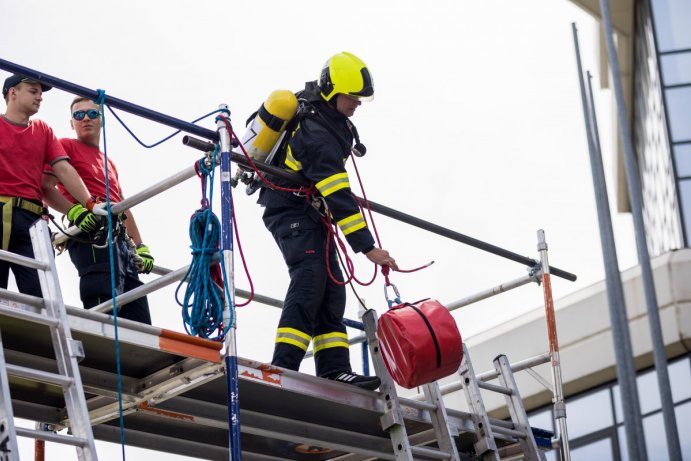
{"left": 410, "top": 444, "right": 451, "bottom": 459}
{"left": 491, "top": 423, "right": 529, "bottom": 439}
{"left": 488, "top": 417, "right": 514, "bottom": 429}
{"left": 0, "top": 304, "right": 59, "bottom": 327}
{"left": 6, "top": 363, "right": 74, "bottom": 387}
{"left": 401, "top": 398, "right": 436, "bottom": 412}
{"left": 15, "top": 427, "right": 87, "bottom": 447}
{"left": 477, "top": 380, "right": 512, "bottom": 395}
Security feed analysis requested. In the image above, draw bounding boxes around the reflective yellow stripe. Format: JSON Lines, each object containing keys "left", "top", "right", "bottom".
{"left": 337, "top": 213, "right": 367, "bottom": 236}
{"left": 284, "top": 146, "right": 302, "bottom": 171}
{"left": 275, "top": 327, "right": 311, "bottom": 351}
{"left": 315, "top": 172, "right": 350, "bottom": 197}
{"left": 313, "top": 332, "right": 349, "bottom": 353}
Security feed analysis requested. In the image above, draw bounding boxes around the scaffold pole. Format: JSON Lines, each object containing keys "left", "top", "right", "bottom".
{"left": 537, "top": 230, "right": 570, "bottom": 461}
{"left": 216, "top": 108, "right": 241, "bottom": 460}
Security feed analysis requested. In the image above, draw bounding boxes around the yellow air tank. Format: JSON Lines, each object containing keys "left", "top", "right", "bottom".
{"left": 241, "top": 89, "right": 299, "bottom": 163}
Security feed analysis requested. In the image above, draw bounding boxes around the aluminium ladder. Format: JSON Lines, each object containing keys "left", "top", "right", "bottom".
{"left": 363, "top": 309, "right": 546, "bottom": 461}
{"left": 459, "top": 344, "right": 546, "bottom": 460}
{"left": 0, "top": 220, "right": 98, "bottom": 460}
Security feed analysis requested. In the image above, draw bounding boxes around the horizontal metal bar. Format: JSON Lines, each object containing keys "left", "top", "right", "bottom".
{"left": 224, "top": 147, "right": 577, "bottom": 282}
{"left": 477, "top": 352, "right": 551, "bottom": 382}
{"left": 53, "top": 163, "right": 200, "bottom": 246}
{"left": 90, "top": 265, "right": 189, "bottom": 314}
{"left": 0, "top": 59, "right": 218, "bottom": 142}
{"left": 6, "top": 363, "right": 73, "bottom": 387}
{"left": 0, "top": 288, "right": 43, "bottom": 309}
{"left": 410, "top": 444, "right": 449, "bottom": 459}
{"left": 490, "top": 424, "right": 527, "bottom": 439}
{"left": 477, "top": 380, "right": 512, "bottom": 395}
{"left": 658, "top": 47, "right": 691, "bottom": 55}
{"left": 447, "top": 272, "right": 540, "bottom": 312}
{"left": 15, "top": 427, "right": 87, "bottom": 447}
{"left": 0, "top": 303, "right": 57, "bottom": 326}
{"left": 342, "top": 318, "right": 364, "bottom": 330}
{"left": 411, "top": 352, "right": 552, "bottom": 400}
{"left": 488, "top": 417, "right": 515, "bottom": 429}
{"left": 665, "top": 82, "right": 691, "bottom": 90}
{"left": 0, "top": 249, "right": 48, "bottom": 270}
{"left": 399, "top": 398, "right": 437, "bottom": 412}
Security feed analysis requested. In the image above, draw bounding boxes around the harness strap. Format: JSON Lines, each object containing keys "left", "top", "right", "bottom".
{"left": 0, "top": 196, "right": 45, "bottom": 251}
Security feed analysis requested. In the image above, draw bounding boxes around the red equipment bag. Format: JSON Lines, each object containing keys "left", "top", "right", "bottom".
{"left": 377, "top": 299, "right": 463, "bottom": 389}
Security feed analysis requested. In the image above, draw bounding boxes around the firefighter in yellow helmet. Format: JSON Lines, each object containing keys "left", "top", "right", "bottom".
{"left": 258, "top": 52, "right": 398, "bottom": 390}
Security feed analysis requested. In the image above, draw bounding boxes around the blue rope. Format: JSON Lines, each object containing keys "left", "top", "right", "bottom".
{"left": 175, "top": 148, "right": 232, "bottom": 340}
{"left": 105, "top": 107, "right": 228, "bottom": 149}
{"left": 94, "top": 89, "right": 127, "bottom": 459}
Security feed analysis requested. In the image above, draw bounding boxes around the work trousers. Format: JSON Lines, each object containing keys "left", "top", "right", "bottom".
{"left": 0, "top": 207, "right": 42, "bottom": 297}
{"left": 263, "top": 206, "right": 350, "bottom": 377}
{"left": 66, "top": 228, "right": 151, "bottom": 325}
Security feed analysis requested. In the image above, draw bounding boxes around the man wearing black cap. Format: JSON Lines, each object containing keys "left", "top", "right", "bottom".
{"left": 1, "top": 74, "right": 97, "bottom": 296}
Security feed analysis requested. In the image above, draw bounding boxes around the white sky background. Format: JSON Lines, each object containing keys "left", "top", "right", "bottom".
{"left": 2, "top": 0, "right": 638, "bottom": 459}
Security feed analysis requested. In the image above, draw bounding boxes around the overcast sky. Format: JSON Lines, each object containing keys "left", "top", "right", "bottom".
{"left": 2, "top": 0, "right": 637, "bottom": 459}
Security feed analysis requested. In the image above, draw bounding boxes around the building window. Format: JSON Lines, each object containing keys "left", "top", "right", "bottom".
{"left": 649, "top": 0, "right": 691, "bottom": 246}
{"left": 660, "top": 51, "right": 691, "bottom": 86}
{"left": 650, "top": 0, "right": 691, "bottom": 51}
{"left": 528, "top": 354, "right": 691, "bottom": 460}
{"left": 571, "top": 438, "right": 615, "bottom": 460}
{"left": 665, "top": 87, "right": 691, "bottom": 142}
{"left": 675, "top": 144, "right": 691, "bottom": 177}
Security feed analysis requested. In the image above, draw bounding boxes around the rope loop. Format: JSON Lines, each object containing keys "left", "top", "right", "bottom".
{"left": 93, "top": 89, "right": 106, "bottom": 106}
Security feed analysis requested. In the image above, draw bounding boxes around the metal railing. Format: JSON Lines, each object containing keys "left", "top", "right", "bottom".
{"left": 0, "top": 58, "right": 578, "bottom": 460}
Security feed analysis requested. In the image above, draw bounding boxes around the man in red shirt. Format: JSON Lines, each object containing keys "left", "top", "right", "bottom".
{"left": 43, "top": 97, "right": 153, "bottom": 324}
{"left": 1, "top": 74, "right": 97, "bottom": 297}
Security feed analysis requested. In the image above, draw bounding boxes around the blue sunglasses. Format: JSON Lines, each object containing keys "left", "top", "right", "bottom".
{"left": 72, "top": 109, "right": 101, "bottom": 121}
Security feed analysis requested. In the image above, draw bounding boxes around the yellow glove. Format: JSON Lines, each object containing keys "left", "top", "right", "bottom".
{"left": 67, "top": 203, "right": 101, "bottom": 233}
{"left": 135, "top": 244, "right": 154, "bottom": 274}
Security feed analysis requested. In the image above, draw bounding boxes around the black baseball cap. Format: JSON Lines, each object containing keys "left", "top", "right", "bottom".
{"left": 2, "top": 75, "right": 52, "bottom": 97}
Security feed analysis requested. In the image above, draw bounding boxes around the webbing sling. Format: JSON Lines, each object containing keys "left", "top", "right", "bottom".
{"left": 0, "top": 196, "right": 44, "bottom": 251}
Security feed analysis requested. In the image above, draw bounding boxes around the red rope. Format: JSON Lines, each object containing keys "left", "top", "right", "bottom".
{"left": 350, "top": 155, "right": 434, "bottom": 275}
{"left": 215, "top": 116, "right": 255, "bottom": 307}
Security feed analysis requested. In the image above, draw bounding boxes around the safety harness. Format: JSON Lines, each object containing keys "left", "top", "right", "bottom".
{"left": 0, "top": 196, "right": 46, "bottom": 251}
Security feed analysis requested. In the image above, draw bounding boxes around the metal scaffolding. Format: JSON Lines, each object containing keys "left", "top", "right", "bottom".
{"left": 0, "top": 58, "right": 578, "bottom": 460}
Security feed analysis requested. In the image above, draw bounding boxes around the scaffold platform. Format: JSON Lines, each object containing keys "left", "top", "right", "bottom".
{"left": 0, "top": 297, "right": 552, "bottom": 460}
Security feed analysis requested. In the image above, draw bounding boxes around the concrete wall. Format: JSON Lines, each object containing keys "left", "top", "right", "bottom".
{"left": 406, "top": 249, "right": 691, "bottom": 418}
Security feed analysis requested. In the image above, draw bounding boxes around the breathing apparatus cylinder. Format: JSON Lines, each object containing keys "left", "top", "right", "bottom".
{"left": 241, "top": 89, "right": 299, "bottom": 163}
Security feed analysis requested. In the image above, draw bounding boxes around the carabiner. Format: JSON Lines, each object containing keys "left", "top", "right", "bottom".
{"left": 384, "top": 282, "right": 402, "bottom": 308}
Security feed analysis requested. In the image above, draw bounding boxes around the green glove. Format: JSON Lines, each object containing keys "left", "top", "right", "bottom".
{"left": 136, "top": 244, "right": 154, "bottom": 274}
{"left": 67, "top": 204, "right": 101, "bottom": 233}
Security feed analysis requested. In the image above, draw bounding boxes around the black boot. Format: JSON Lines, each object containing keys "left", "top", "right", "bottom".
{"left": 325, "top": 371, "right": 381, "bottom": 390}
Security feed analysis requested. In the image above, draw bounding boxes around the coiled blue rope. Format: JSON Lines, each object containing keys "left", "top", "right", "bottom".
{"left": 175, "top": 148, "right": 232, "bottom": 340}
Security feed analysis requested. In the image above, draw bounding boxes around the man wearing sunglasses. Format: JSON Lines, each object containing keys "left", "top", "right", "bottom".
{"left": 1, "top": 74, "right": 96, "bottom": 297}
{"left": 42, "top": 97, "right": 152, "bottom": 324}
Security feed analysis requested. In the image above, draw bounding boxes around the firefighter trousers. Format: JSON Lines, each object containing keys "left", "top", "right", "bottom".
{"left": 66, "top": 228, "right": 151, "bottom": 325}
{"left": 263, "top": 206, "right": 351, "bottom": 377}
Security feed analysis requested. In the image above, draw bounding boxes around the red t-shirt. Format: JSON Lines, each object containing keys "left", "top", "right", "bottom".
{"left": 0, "top": 117, "right": 68, "bottom": 201}
{"left": 56, "top": 139, "right": 123, "bottom": 203}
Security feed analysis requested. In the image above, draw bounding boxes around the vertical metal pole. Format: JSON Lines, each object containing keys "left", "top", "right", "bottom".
{"left": 361, "top": 342, "right": 370, "bottom": 376}
{"left": 598, "top": 2, "right": 682, "bottom": 458}
{"left": 537, "top": 230, "right": 570, "bottom": 461}
{"left": 358, "top": 301, "right": 370, "bottom": 376}
{"left": 572, "top": 23, "right": 648, "bottom": 460}
{"left": 216, "top": 106, "right": 241, "bottom": 460}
